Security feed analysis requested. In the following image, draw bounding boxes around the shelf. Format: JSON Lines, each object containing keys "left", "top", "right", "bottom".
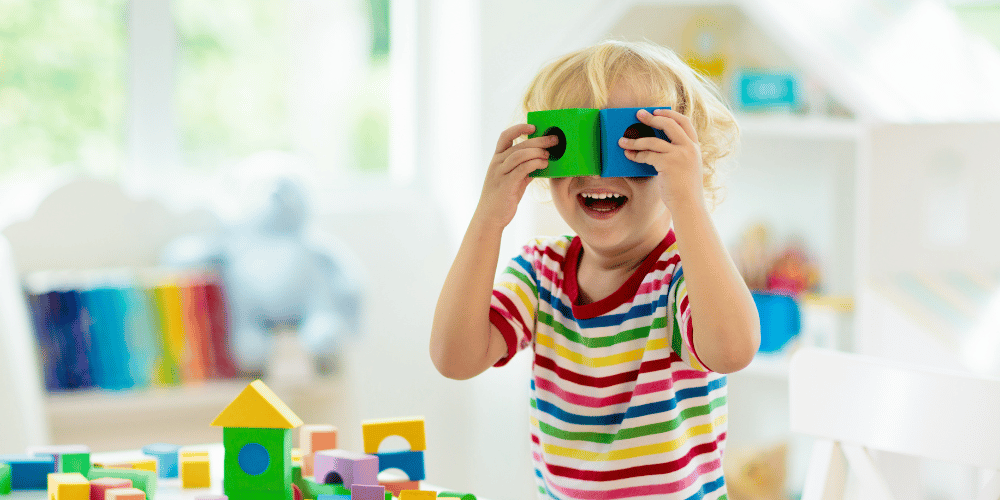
{"left": 737, "top": 114, "right": 861, "bottom": 140}
{"left": 45, "top": 379, "right": 255, "bottom": 418}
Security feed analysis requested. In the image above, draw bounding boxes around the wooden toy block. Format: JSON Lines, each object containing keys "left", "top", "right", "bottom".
{"left": 292, "top": 483, "right": 301, "bottom": 500}
{"left": 60, "top": 454, "right": 91, "bottom": 476}
{"left": 180, "top": 457, "right": 211, "bottom": 489}
{"left": 180, "top": 452, "right": 209, "bottom": 459}
{"left": 598, "top": 106, "right": 670, "bottom": 178}
{"left": 1, "top": 463, "right": 11, "bottom": 495}
{"left": 48, "top": 472, "right": 90, "bottom": 500}
{"left": 88, "top": 477, "right": 131, "bottom": 500}
{"left": 27, "top": 446, "right": 90, "bottom": 474}
{"left": 224, "top": 489, "right": 293, "bottom": 500}
{"left": 374, "top": 451, "right": 424, "bottom": 482}
{"left": 437, "top": 493, "right": 476, "bottom": 500}
{"left": 222, "top": 427, "right": 292, "bottom": 493}
{"left": 210, "top": 379, "right": 304, "bottom": 429}
{"left": 141, "top": 444, "right": 180, "bottom": 479}
{"left": 0, "top": 455, "right": 55, "bottom": 490}
{"left": 361, "top": 417, "right": 425, "bottom": 454}
{"left": 129, "top": 461, "right": 156, "bottom": 474}
{"left": 312, "top": 450, "right": 377, "bottom": 490}
{"left": 377, "top": 479, "right": 418, "bottom": 498}
{"left": 291, "top": 449, "right": 302, "bottom": 466}
{"left": 105, "top": 488, "right": 145, "bottom": 500}
{"left": 87, "top": 466, "right": 157, "bottom": 500}
{"left": 527, "top": 108, "right": 601, "bottom": 178}
{"left": 350, "top": 484, "right": 384, "bottom": 500}
{"left": 299, "top": 425, "right": 337, "bottom": 477}
{"left": 398, "top": 491, "right": 435, "bottom": 500}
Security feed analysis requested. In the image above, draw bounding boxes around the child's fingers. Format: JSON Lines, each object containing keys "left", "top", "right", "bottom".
{"left": 624, "top": 148, "right": 664, "bottom": 167}
{"left": 512, "top": 157, "right": 549, "bottom": 178}
{"left": 618, "top": 136, "right": 671, "bottom": 154}
{"left": 637, "top": 109, "right": 693, "bottom": 145}
{"left": 494, "top": 123, "right": 535, "bottom": 154}
{"left": 496, "top": 135, "right": 556, "bottom": 165}
{"left": 503, "top": 148, "right": 549, "bottom": 175}
{"left": 654, "top": 108, "right": 699, "bottom": 143}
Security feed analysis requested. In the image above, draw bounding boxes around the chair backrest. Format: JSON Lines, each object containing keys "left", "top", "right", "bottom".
{"left": 790, "top": 347, "right": 1000, "bottom": 468}
{"left": 789, "top": 347, "right": 1000, "bottom": 500}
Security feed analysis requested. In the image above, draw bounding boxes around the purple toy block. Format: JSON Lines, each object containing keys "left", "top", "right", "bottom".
{"left": 350, "top": 484, "right": 385, "bottom": 500}
{"left": 312, "top": 450, "right": 377, "bottom": 490}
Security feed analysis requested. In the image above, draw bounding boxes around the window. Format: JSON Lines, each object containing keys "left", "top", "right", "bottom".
{"left": 0, "top": 0, "right": 396, "bottom": 207}
{"left": 0, "top": 0, "right": 127, "bottom": 181}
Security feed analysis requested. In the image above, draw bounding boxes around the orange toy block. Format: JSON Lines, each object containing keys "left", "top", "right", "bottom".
{"left": 48, "top": 473, "right": 90, "bottom": 500}
{"left": 299, "top": 425, "right": 337, "bottom": 477}
{"left": 88, "top": 477, "right": 132, "bottom": 500}
{"left": 180, "top": 457, "right": 211, "bottom": 489}
{"left": 379, "top": 479, "right": 420, "bottom": 498}
{"left": 398, "top": 491, "right": 435, "bottom": 500}
{"left": 361, "top": 417, "right": 425, "bottom": 454}
{"left": 105, "top": 488, "right": 145, "bottom": 500}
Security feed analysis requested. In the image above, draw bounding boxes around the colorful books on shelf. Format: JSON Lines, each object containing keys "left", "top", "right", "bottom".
{"left": 25, "top": 269, "right": 239, "bottom": 392}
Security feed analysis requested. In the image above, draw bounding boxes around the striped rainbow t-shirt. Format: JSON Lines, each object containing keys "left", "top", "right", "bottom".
{"left": 490, "top": 230, "right": 728, "bottom": 500}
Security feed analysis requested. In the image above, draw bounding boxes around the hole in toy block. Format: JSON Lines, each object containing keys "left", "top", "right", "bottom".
{"left": 324, "top": 471, "right": 343, "bottom": 485}
{"left": 623, "top": 123, "right": 657, "bottom": 141}
{"left": 543, "top": 126, "right": 567, "bottom": 161}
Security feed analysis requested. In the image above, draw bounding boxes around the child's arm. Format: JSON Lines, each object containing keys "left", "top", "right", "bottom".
{"left": 621, "top": 109, "right": 760, "bottom": 374}
{"left": 429, "top": 124, "right": 555, "bottom": 380}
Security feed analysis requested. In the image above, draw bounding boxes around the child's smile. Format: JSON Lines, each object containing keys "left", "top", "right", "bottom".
{"left": 578, "top": 189, "right": 628, "bottom": 219}
{"left": 550, "top": 175, "right": 671, "bottom": 263}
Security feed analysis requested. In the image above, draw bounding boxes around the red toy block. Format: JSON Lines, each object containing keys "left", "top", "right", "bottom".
{"left": 89, "top": 477, "right": 132, "bottom": 500}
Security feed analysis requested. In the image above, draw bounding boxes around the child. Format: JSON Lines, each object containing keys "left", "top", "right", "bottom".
{"left": 429, "top": 40, "right": 760, "bottom": 500}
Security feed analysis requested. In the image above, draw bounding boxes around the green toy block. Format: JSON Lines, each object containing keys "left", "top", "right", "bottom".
{"left": 291, "top": 464, "right": 350, "bottom": 500}
{"left": 527, "top": 108, "right": 601, "bottom": 178}
{"left": 223, "top": 427, "right": 292, "bottom": 493}
{"left": 1, "top": 463, "right": 11, "bottom": 495}
{"left": 87, "top": 468, "right": 156, "bottom": 500}
{"left": 60, "top": 453, "right": 90, "bottom": 476}
{"left": 438, "top": 494, "right": 476, "bottom": 500}
{"left": 224, "top": 489, "right": 292, "bottom": 500}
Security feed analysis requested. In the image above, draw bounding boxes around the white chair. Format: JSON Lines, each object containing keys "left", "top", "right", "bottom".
{"left": 789, "top": 347, "right": 1000, "bottom": 500}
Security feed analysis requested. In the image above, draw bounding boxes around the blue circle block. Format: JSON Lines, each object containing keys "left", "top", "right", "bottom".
{"left": 142, "top": 443, "right": 180, "bottom": 478}
{"left": 238, "top": 443, "right": 270, "bottom": 476}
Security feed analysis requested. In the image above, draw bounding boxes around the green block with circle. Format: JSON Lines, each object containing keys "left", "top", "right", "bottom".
{"left": 527, "top": 108, "right": 601, "bottom": 178}
{"left": 223, "top": 427, "right": 292, "bottom": 494}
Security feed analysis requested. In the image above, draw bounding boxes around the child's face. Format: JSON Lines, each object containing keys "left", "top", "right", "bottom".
{"left": 548, "top": 79, "right": 672, "bottom": 254}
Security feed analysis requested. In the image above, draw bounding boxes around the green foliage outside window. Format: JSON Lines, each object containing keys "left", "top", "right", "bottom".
{"left": 0, "top": 0, "right": 127, "bottom": 180}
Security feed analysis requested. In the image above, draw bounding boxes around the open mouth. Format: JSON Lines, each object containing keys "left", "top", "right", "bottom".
{"left": 578, "top": 192, "right": 628, "bottom": 218}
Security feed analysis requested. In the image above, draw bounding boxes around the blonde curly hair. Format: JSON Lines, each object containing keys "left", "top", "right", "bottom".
{"left": 522, "top": 39, "right": 739, "bottom": 207}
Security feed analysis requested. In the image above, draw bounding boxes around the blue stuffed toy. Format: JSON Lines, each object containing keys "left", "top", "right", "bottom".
{"left": 162, "top": 173, "right": 364, "bottom": 375}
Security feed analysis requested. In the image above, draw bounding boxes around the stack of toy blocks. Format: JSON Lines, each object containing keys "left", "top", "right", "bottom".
{"left": 299, "top": 425, "right": 337, "bottom": 478}
{"left": 360, "top": 417, "right": 426, "bottom": 496}
{"left": 211, "top": 379, "right": 303, "bottom": 500}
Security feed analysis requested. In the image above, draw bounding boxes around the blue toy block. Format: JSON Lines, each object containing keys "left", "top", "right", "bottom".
{"left": 142, "top": 443, "right": 180, "bottom": 479}
{"left": 598, "top": 107, "right": 671, "bottom": 178}
{"left": 375, "top": 450, "right": 424, "bottom": 482}
{"left": 0, "top": 455, "right": 55, "bottom": 490}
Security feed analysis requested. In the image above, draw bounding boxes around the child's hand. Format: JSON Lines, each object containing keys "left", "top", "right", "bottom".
{"left": 475, "top": 124, "right": 553, "bottom": 228}
{"left": 618, "top": 108, "right": 705, "bottom": 209}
